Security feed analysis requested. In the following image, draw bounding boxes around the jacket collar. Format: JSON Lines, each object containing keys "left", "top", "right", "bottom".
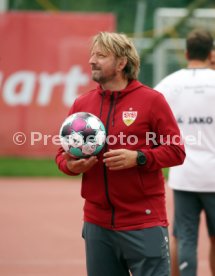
{"left": 97, "top": 80, "right": 143, "bottom": 96}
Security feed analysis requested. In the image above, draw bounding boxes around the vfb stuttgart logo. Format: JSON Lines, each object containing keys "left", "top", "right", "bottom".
{"left": 122, "top": 110, "right": 137, "bottom": 126}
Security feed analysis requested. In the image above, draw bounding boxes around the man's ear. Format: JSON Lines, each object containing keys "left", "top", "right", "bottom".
{"left": 117, "top": 56, "right": 128, "bottom": 71}
{"left": 208, "top": 51, "right": 212, "bottom": 61}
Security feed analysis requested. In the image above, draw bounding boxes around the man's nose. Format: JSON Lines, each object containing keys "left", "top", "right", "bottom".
{"left": 89, "top": 55, "right": 96, "bottom": 64}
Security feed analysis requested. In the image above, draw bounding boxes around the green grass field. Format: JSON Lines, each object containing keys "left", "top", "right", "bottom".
{"left": 0, "top": 157, "right": 169, "bottom": 178}
{"left": 0, "top": 157, "right": 70, "bottom": 177}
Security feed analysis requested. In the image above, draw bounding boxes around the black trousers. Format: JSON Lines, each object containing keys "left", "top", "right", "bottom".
{"left": 82, "top": 222, "right": 170, "bottom": 276}
{"left": 173, "top": 190, "right": 215, "bottom": 276}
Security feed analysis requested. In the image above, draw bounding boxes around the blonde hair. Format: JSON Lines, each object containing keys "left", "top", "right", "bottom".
{"left": 91, "top": 32, "right": 140, "bottom": 80}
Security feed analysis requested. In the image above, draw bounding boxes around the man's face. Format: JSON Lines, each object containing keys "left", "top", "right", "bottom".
{"left": 210, "top": 50, "right": 215, "bottom": 70}
{"left": 89, "top": 43, "right": 119, "bottom": 84}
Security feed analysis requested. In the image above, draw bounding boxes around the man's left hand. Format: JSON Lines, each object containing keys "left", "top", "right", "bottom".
{"left": 103, "top": 149, "right": 137, "bottom": 170}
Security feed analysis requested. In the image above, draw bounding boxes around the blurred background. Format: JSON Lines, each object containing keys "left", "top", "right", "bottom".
{"left": 0, "top": 0, "right": 215, "bottom": 176}
{"left": 0, "top": 1, "right": 214, "bottom": 275}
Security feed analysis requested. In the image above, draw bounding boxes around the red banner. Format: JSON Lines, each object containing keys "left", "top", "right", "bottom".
{"left": 0, "top": 12, "right": 115, "bottom": 157}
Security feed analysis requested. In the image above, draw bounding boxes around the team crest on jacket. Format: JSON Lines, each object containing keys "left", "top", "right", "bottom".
{"left": 122, "top": 110, "right": 137, "bottom": 126}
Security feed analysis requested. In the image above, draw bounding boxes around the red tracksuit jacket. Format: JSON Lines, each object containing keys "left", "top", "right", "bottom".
{"left": 56, "top": 80, "right": 185, "bottom": 230}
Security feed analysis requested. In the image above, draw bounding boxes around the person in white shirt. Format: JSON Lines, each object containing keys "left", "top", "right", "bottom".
{"left": 154, "top": 29, "right": 215, "bottom": 276}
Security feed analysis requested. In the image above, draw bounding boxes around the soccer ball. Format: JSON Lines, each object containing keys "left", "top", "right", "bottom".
{"left": 59, "top": 112, "right": 106, "bottom": 158}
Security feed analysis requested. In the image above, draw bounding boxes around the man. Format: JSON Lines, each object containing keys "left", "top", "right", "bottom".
{"left": 154, "top": 29, "right": 215, "bottom": 276}
{"left": 56, "top": 32, "right": 185, "bottom": 276}
{"left": 210, "top": 47, "right": 215, "bottom": 69}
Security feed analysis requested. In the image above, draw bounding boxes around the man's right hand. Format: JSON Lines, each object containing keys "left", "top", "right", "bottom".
{"left": 63, "top": 152, "right": 98, "bottom": 174}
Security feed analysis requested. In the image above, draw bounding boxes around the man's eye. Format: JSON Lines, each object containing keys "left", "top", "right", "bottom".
{"left": 98, "top": 53, "right": 106, "bottom": 57}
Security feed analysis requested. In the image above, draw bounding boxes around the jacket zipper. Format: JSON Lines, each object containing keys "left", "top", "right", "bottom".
{"left": 104, "top": 93, "right": 115, "bottom": 228}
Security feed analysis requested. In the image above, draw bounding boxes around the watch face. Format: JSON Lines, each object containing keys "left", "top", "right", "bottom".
{"left": 137, "top": 151, "right": 146, "bottom": 165}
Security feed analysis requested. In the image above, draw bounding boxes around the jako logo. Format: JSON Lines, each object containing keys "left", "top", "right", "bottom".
{"left": 0, "top": 65, "right": 89, "bottom": 107}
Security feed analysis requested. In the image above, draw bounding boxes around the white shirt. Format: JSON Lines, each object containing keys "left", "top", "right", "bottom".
{"left": 155, "top": 68, "right": 215, "bottom": 192}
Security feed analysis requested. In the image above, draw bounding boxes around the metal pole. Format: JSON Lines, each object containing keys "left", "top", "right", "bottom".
{"left": 134, "top": 0, "right": 146, "bottom": 39}
{"left": 0, "top": 0, "right": 8, "bottom": 11}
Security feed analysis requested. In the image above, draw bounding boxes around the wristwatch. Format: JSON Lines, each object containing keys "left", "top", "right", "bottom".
{"left": 136, "top": 150, "right": 147, "bottom": 166}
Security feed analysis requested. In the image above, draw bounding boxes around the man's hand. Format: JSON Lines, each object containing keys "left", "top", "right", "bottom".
{"left": 103, "top": 149, "right": 137, "bottom": 170}
{"left": 63, "top": 152, "right": 98, "bottom": 174}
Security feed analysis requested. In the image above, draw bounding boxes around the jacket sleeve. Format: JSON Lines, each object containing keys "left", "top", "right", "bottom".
{"left": 140, "top": 93, "right": 186, "bottom": 171}
{"left": 55, "top": 102, "right": 80, "bottom": 176}
{"left": 55, "top": 147, "right": 80, "bottom": 176}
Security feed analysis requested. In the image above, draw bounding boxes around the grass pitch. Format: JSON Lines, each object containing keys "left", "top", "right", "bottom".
{"left": 0, "top": 156, "right": 169, "bottom": 178}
